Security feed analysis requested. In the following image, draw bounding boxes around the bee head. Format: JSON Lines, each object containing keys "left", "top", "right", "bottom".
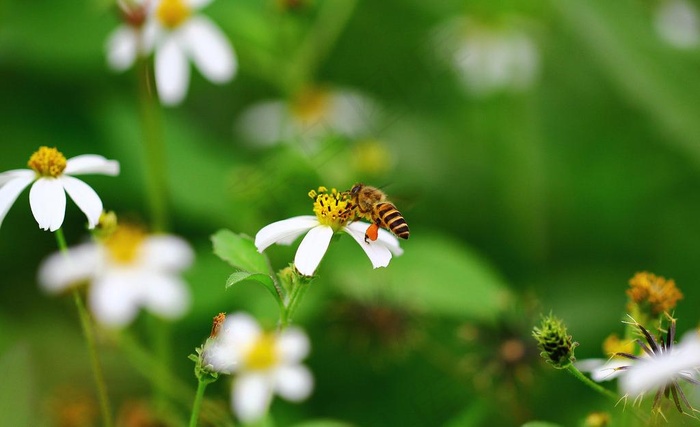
{"left": 350, "top": 183, "right": 364, "bottom": 195}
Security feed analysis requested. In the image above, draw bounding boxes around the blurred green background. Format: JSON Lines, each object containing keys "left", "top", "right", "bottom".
{"left": 2, "top": 0, "right": 700, "bottom": 425}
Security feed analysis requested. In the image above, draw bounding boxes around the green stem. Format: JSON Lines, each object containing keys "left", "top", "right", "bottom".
{"left": 137, "top": 56, "right": 169, "bottom": 233}
{"left": 280, "top": 276, "right": 312, "bottom": 329}
{"left": 115, "top": 331, "right": 233, "bottom": 426}
{"left": 564, "top": 364, "right": 647, "bottom": 423}
{"left": 188, "top": 378, "right": 209, "bottom": 427}
{"left": 54, "top": 229, "right": 114, "bottom": 427}
{"left": 72, "top": 289, "right": 114, "bottom": 427}
{"left": 565, "top": 364, "right": 620, "bottom": 402}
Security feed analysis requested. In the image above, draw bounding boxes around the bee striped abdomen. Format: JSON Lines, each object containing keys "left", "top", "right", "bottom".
{"left": 375, "top": 202, "right": 410, "bottom": 240}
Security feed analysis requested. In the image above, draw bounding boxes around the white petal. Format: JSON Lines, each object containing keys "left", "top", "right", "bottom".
{"left": 155, "top": 36, "right": 190, "bottom": 106}
{"left": 106, "top": 26, "right": 138, "bottom": 71}
{"left": 64, "top": 155, "right": 120, "bottom": 176}
{"left": 277, "top": 327, "right": 310, "bottom": 363}
{"left": 254, "top": 216, "right": 318, "bottom": 252}
{"left": 236, "top": 100, "right": 291, "bottom": 147}
{"left": 60, "top": 176, "right": 103, "bottom": 229}
{"left": 233, "top": 373, "right": 274, "bottom": 423}
{"left": 219, "top": 312, "right": 262, "bottom": 352}
{"left": 182, "top": 17, "right": 236, "bottom": 83}
{"left": 0, "top": 172, "right": 34, "bottom": 229}
{"left": 655, "top": 0, "right": 700, "bottom": 49}
{"left": 375, "top": 227, "right": 404, "bottom": 256}
{"left": 29, "top": 178, "right": 66, "bottom": 232}
{"left": 343, "top": 222, "right": 393, "bottom": 269}
{"left": 0, "top": 169, "right": 35, "bottom": 186}
{"left": 89, "top": 273, "right": 141, "bottom": 327}
{"left": 621, "top": 332, "right": 700, "bottom": 395}
{"left": 187, "top": 0, "right": 213, "bottom": 9}
{"left": 575, "top": 358, "right": 628, "bottom": 382}
{"left": 139, "top": 235, "right": 194, "bottom": 271}
{"left": 328, "top": 90, "right": 378, "bottom": 137}
{"left": 294, "top": 225, "right": 333, "bottom": 276}
{"left": 37, "top": 243, "right": 101, "bottom": 293}
{"left": 273, "top": 365, "right": 313, "bottom": 402}
{"left": 140, "top": 273, "right": 191, "bottom": 319}
{"left": 202, "top": 337, "right": 240, "bottom": 374}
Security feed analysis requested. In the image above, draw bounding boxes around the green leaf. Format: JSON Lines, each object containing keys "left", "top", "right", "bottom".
{"left": 442, "top": 400, "right": 489, "bottom": 427}
{"left": 0, "top": 343, "right": 34, "bottom": 426}
{"left": 226, "top": 271, "right": 283, "bottom": 309}
{"left": 329, "top": 231, "right": 511, "bottom": 322}
{"left": 212, "top": 229, "right": 270, "bottom": 274}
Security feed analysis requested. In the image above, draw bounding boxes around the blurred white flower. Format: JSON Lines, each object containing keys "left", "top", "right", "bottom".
{"left": 202, "top": 312, "right": 313, "bottom": 423}
{"left": 654, "top": 0, "right": 700, "bottom": 49}
{"left": 620, "top": 331, "right": 700, "bottom": 398}
{"left": 254, "top": 187, "right": 403, "bottom": 276}
{"left": 151, "top": 0, "right": 236, "bottom": 105}
{"left": 236, "top": 86, "right": 380, "bottom": 148}
{"left": 576, "top": 357, "right": 630, "bottom": 382}
{"left": 105, "top": 0, "right": 156, "bottom": 71}
{"left": 589, "top": 317, "right": 700, "bottom": 414}
{"left": 434, "top": 17, "right": 540, "bottom": 96}
{"left": 0, "top": 147, "right": 119, "bottom": 232}
{"left": 38, "top": 223, "right": 193, "bottom": 327}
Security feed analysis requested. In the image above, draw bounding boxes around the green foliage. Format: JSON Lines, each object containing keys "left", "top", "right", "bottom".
{"left": 212, "top": 229, "right": 270, "bottom": 274}
{"left": 0, "top": 344, "right": 34, "bottom": 427}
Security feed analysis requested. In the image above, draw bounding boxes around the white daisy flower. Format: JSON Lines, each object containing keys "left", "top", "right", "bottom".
{"left": 151, "top": 0, "right": 236, "bottom": 105}
{"left": 254, "top": 186, "right": 403, "bottom": 277}
{"left": 0, "top": 146, "right": 119, "bottom": 232}
{"left": 38, "top": 223, "right": 193, "bottom": 327}
{"left": 202, "top": 312, "right": 313, "bottom": 423}
{"left": 434, "top": 17, "right": 540, "bottom": 97}
{"left": 236, "top": 86, "right": 379, "bottom": 148}
{"left": 105, "top": 0, "right": 156, "bottom": 71}
{"left": 607, "top": 317, "right": 700, "bottom": 413}
{"left": 654, "top": 0, "right": 700, "bottom": 49}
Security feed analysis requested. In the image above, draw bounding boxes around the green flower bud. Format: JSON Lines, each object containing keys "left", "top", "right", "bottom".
{"left": 532, "top": 313, "right": 578, "bottom": 368}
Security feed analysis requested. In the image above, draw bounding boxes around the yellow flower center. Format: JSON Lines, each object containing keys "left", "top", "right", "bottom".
{"left": 309, "top": 186, "right": 352, "bottom": 231}
{"left": 156, "top": 0, "right": 191, "bottom": 29}
{"left": 290, "top": 87, "right": 331, "bottom": 126}
{"left": 244, "top": 334, "right": 278, "bottom": 371}
{"left": 103, "top": 224, "right": 147, "bottom": 265}
{"left": 28, "top": 146, "right": 67, "bottom": 178}
{"left": 626, "top": 271, "right": 683, "bottom": 315}
{"left": 602, "top": 333, "right": 634, "bottom": 357}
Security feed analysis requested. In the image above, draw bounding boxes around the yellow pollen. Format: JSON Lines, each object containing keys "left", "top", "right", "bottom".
{"left": 28, "top": 146, "right": 67, "bottom": 178}
{"left": 103, "top": 224, "right": 147, "bottom": 265}
{"left": 156, "top": 0, "right": 191, "bottom": 29}
{"left": 244, "top": 334, "right": 278, "bottom": 371}
{"left": 602, "top": 333, "right": 634, "bottom": 357}
{"left": 310, "top": 186, "right": 352, "bottom": 230}
{"left": 290, "top": 87, "right": 331, "bottom": 125}
{"left": 626, "top": 272, "right": 683, "bottom": 315}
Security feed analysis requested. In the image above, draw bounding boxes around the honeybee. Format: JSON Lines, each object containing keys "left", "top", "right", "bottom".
{"left": 344, "top": 183, "right": 410, "bottom": 242}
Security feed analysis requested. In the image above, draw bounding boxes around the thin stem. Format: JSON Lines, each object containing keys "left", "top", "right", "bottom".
{"left": 72, "top": 289, "right": 114, "bottom": 427}
{"left": 115, "top": 331, "right": 233, "bottom": 425}
{"left": 188, "top": 378, "right": 209, "bottom": 427}
{"left": 137, "top": 56, "right": 169, "bottom": 233}
{"left": 54, "top": 229, "right": 113, "bottom": 427}
{"left": 564, "top": 364, "right": 648, "bottom": 423}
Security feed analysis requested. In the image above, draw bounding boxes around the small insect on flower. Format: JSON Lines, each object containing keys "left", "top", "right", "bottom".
{"left": 343, "top": 183, "right": 409, "bottom": 243}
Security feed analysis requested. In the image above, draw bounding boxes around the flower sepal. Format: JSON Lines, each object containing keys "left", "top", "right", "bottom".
{"left": 189, "top": 346, "right": 220, "bottom": 384}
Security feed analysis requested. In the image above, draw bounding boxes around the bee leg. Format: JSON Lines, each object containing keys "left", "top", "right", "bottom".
{"left": 364, "top": 223, "right": 379, "bottom": 243}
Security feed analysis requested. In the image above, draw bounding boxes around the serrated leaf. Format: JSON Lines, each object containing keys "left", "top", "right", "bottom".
{"left": 226, "top": 271, "right": 283, "bottom": 308}
{"left": 212, "top": 229, "right": 270, "bottom": 274}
